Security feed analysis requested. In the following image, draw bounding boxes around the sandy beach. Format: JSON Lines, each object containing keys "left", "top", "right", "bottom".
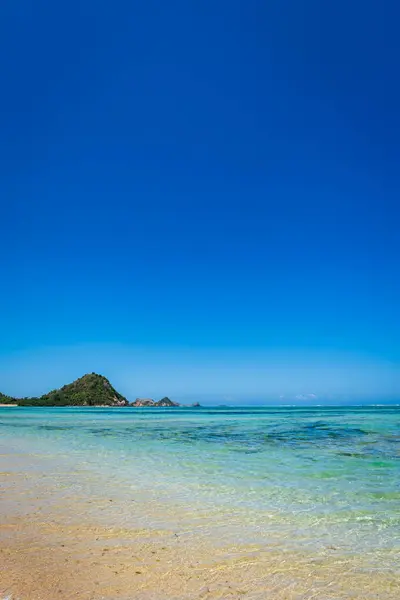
{"left": 1, "top": 445, "right": 399, "bottom": 600}
{"left": 2, "top": 490, "right": 399, "bottom": 599}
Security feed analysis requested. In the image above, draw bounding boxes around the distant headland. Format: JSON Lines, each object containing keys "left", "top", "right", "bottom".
{"left": 0, "top": 373, "right": 198, "bottom": 408}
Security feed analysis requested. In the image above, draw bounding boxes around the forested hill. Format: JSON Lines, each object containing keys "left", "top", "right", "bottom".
{"left": 1, "top": 373, "right": 128, "bottom": 407}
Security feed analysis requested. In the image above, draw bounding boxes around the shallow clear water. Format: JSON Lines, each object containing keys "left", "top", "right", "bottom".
{"left": 1, "top": 406, "right": 399, "bottom": 566}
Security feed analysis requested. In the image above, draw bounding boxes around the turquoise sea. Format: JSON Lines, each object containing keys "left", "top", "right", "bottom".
{"left": 1, "top": 405, "right": 399, "bottom": 577}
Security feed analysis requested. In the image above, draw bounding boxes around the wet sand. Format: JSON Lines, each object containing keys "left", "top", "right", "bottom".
{"left": 2, "top": 510, "right": 399, "bottom": 599}
{"left": 1, "top": 465, "right": 399, "bottom": 600}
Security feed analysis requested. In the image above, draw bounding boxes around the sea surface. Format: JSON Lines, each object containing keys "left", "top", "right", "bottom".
{"left": 1, "top": 405, "right": 399, "bottom": 596}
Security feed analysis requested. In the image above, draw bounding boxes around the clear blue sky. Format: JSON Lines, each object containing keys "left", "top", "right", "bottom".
{"left": 1, "top": 1, "right": 399, "bottom": 402}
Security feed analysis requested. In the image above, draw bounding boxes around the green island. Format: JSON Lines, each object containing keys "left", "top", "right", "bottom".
{"left": 0, "top": 373, "right": 198, "bottom": 407}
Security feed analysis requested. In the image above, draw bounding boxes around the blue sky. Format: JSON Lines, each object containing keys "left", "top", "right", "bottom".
{"left": 1, "top": 1, "right": 399, "bottom": 402}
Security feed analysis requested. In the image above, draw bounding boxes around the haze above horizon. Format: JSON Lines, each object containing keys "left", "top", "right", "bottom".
{"left": 1, "top": 1, "right": 399, "bottom": 403}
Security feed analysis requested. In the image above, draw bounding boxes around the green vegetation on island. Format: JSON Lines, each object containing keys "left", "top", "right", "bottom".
{"left": 0, "top": 392, "right": 17, "bottom": 404}
{"left": 3, "top": 373, "right": 128, "bottom": 407}
{"left": 0, "top": 374, "right": 200, "bottom": 407}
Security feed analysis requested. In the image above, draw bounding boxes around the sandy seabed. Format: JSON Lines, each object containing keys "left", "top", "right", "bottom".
{"left": 0, "top": 453, "right": 399, "bottom": 600}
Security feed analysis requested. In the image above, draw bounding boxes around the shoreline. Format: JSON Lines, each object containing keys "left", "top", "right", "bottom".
{"left": 1, "top": 407, "right": 400, "bottom": 600}
{"left": 2, "top": 488, "right": 399, "bottom": 600}
{"left": 1, "top": 450, "right": 399, "bottom": 599}
{"left": 0, "top": 407, "right": 196, "bottom": 410}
